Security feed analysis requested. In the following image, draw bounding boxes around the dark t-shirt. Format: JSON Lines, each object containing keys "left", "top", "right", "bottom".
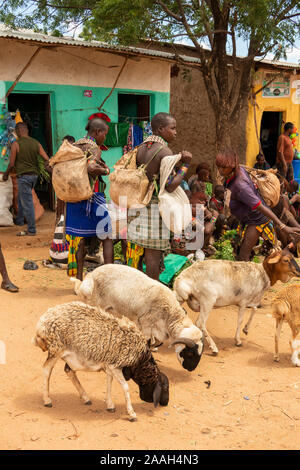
{"left": 15, "top": 136, "right": 40, "bottom": 176}
{"left": 226, "top": 167, "right": 268, "bottom": 225}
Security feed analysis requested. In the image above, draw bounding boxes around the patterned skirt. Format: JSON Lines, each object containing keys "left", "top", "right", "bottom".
{"left": 127, "top": 194, "right": 170, "bottom": 251}
{"left": 237, "top": 219, "right": 276, "bottom": 246}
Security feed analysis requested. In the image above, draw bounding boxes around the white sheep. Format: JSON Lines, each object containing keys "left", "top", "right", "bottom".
{"left": 33, "top": 301, "right": 169, "bottom": 421}
{"left": 174, "top": 249, "right": 300, "bottom": 355}
{"left": 272, "top": 284, "right": 300, "bottom": 366}
{"left": 72, "top": 264, "right": 203, "bottom": 371}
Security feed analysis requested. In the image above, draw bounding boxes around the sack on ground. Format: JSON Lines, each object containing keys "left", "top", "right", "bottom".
{"left": 109, "top": 147, "right": 154, "bottom": 208}
{"left": 0, "top": 175, "right": 13, "bottom": 226}
{"left": 158, "top": 154, "right": 192, "bottom": 234}
{"left": 50, "top": 140, "right": 93, "bottom": 202}
{"left": 242, "top": 166, "right": 280, "bottom": 208}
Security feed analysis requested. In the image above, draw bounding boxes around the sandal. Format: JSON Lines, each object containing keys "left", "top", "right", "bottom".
{"left": 1, "top": 281, "right": 19, "bottom": 293}
{"left": 17, "top": 231, "right": 36, "bottom": 237}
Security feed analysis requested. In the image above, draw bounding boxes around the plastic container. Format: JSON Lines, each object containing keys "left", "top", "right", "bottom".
{"left": 292, "top": 160, "right": 300, "bottom": 186}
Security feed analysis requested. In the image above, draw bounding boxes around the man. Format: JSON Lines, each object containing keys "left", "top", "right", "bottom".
{"left": 276, "top": 122, "right": 294, "bottom": 181}
{"left": 254, "top": 153, "right": 270, "bottom": 170}
{"left": 3, "top": 122, "right": 49, "bottom": 236}
{"left": 65, "top": 118, "right": 113, "bottom": 281}
{"left": 127, "top": 112, "right": 192, "bottom": 280}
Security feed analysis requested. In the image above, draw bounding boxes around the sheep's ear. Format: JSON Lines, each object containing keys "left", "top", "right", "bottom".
{"left": 153, "top": 383, "right": 162, "bottom": 408}
{"left": 122, "top": 366, "right": 132, "bottom": 381}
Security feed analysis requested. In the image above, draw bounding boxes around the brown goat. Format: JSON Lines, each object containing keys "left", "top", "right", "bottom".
{"left": 273, "top": 284, "right": 300, "bottom": 366}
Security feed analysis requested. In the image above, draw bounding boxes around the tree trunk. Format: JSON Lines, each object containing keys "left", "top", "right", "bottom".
{"left": 215, "top": 112, "right": 232, "bottom": 150}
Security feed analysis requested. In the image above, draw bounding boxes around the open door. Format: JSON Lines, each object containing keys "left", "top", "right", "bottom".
{"left": 8, "top": 92, "right": 54, "bottom": 209}
{"left": 260, "top": 111, "right": 283, "bottom": 167}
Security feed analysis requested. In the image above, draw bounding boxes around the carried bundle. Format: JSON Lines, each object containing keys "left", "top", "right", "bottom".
{"left": 49, "top": 140, "right": 93, "bottom": 202}
{"left": 241, "top": 165, "right": 280, "bottom": 208}
{"left": 158, "top": 154, "right": 192, "bottom": 234}
{"left": 109, "top": 145, "right": 163, "bottom": 208}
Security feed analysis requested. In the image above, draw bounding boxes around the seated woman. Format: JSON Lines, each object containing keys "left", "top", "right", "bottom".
{"left": 216, "top": 148, "right": 300, "bottom": 261}
{"left": 253, "top": 153, "right": 270, "bottom": 170}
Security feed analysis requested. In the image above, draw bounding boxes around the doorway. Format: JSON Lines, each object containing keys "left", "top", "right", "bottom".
{"left": 7, "top": 93, "right": 54, "bottom": 209}
{"left": 118, "top": 93, "right": 150, "bottom": 124}
{"left": 260, "top": 111, "right": 283, "bottom": 167}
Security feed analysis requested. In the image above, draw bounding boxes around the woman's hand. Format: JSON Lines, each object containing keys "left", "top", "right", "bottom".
{"left": 181, "top": 151, "right": 192, "bottom": 165}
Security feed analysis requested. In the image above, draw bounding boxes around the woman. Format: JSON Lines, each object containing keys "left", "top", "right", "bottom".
{"left": 65, "top": 118, "right": 113, "bottom": 280}
{"left": 216, "top": 148, "right": 300, "bottom": 261}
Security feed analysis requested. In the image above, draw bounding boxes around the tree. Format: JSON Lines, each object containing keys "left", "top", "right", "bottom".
{"left": 2, "top": 0, "right": 299, "bottom": 149}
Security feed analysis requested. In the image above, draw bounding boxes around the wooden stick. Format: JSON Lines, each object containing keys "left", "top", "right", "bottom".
{"left": 98, "top": 56, "right": 129, "bottom": 111}
{"left": 5, "top": 46, "right": 43, "bottom": 98}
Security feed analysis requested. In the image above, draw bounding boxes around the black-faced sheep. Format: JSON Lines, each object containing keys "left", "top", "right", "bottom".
{"left": 33, "top": 301, "right": 169, "bottom": 421}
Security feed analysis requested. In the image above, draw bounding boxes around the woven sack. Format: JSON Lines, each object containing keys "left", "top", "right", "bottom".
{"left": 158, "top": 154, "right": 192, "bottom": 234}
{"left": 109, "top": 147, "right": 156, "bottom": 209}
{"left": 49, "top": 140, "right": 93, "bottom": 202}
{"left": 242, "top": 166, "right": 280, "bottom": 208}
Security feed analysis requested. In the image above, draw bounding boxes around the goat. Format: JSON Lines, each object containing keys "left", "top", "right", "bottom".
{"left": 33, "top": 301, "right": 169, "bottom": 421}
{"left": 72, "top": 264, "right": 203, "bottom": 372}
{"left": 174, "top": 249, "right": 300, "bottom": 355}
{"left": 273, "top": 284, "right": 300, "bottom": 366}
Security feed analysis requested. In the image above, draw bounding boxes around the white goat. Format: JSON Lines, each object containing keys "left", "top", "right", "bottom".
{"left": 72, "top": 264, "right": 203, "bottom": 371}
{"left": 174, "top": 249, "right": 300, "bottom": 355}
{"left": 33, "top": 301, "right": 169, "bottom": 421}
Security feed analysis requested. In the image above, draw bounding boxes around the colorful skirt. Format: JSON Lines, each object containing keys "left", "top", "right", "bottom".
{"left": 65, "top": 192, "right": 112, "bottom": 239}
{"left": 237, "top": 220, "right": 276, "bottom": 246}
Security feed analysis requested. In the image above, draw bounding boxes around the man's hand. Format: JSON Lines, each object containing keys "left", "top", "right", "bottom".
{"left": 2, "top": 173, "right": 8, "bottom": 182}
{"left": 181, "top": 151, "right": 192, "bottom": 164}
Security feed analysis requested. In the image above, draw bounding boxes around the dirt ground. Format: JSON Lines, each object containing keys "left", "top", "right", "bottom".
{"left": 1, "top": 211, "right": 300, "bottom": 451}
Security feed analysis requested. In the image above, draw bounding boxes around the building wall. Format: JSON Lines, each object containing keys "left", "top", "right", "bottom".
{"left": 0, "top": 39, "right": 170, "bottom": 92}
{"left": 246, "top": 70, "right": 300, "bottom": 167}
{"left": 0, "top": 39, "right": 171, "bottom": 189}
{"left": 169, "top": 67, "right": 248, "bottom": 176}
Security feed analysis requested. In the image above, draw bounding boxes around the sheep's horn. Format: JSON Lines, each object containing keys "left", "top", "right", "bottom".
{"left": 170, "top": 338, "right": 196, "bottom": 348}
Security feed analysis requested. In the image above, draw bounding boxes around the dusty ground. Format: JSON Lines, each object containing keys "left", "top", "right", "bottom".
{"left": 1, "top": 211, "right": 300, "bottom": 450}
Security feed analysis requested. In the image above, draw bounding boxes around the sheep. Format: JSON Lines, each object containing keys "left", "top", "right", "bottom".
{"left": 174, "top": 248, "right": 300, "bottom": 355}
{"left": 272, "top": 284, "right": 300, "bottom": 366}
{"left": 72, "top": 264, "right": 203, "bottom": 372}
{"left": 33, "top": 301, "right": 169, "bottom": 421}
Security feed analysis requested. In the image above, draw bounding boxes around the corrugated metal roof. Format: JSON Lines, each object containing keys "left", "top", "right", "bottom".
{"left": 0, "top": 26, "right": 298, "bottom": 69}
{"left": 0, "top": 25, "right": 202, "bottom": 64}
{"left": 257, "top": 58, "right": 300, "bottom": 69}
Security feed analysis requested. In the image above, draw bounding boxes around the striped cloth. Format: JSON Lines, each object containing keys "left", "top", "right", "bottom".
{"left": 49, "top": 215, "right": 69, "bottom": 265}
{"left": 127, "top": 194, "right": 170, "bottom": 251}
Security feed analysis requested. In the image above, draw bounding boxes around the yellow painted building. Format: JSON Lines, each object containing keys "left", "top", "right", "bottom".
{"left": 246, "top": 62, "right": 300, "bottom": 167}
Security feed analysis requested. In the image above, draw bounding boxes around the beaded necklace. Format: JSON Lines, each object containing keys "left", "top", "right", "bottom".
{"left": 86, "top": 135, "right": 97, "bottom": 144}
{"left": 143, "top": 135, "right": 168, "bottom": 149}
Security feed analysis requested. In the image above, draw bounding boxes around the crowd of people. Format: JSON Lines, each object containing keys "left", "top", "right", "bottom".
{"left": 1, "top": 112, "right": 300, "bottom": 291}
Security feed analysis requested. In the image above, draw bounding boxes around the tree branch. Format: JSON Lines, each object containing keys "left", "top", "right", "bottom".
{"left": 156, "top": 0, "right": 182, "bottom": 22}
{"left": 30, "top": 0, "right": 93, "bottom": 9}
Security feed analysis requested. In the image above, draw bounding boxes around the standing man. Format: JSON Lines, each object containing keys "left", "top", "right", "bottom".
{"left": 127, "top": 112, "right": 192, "bottom": 280}
{"left": 3, "top": 122, "right": 49, "bottom": 236}
{"left": 276, "top": 122, "right": 295, "bottom": 182}
{"left": 65, "top": 118, "right": 113, "bottom": 281}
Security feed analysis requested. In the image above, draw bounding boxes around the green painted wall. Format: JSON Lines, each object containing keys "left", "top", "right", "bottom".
{"left": 1, "top": 81, "right": 170, "bottom": 196}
